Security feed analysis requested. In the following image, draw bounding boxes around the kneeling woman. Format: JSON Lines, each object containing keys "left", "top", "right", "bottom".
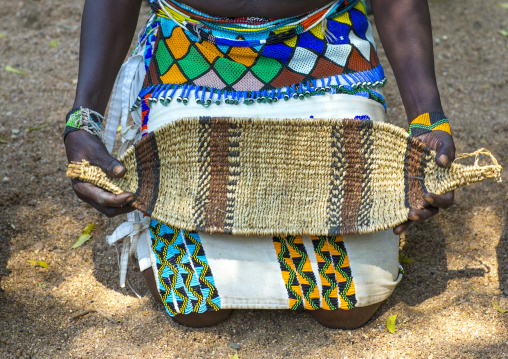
{"left": 65, "top": 0, "right": 455, "bottom": 328}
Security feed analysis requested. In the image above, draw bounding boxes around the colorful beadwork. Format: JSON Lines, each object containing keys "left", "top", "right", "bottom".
{"left": 133, "top": 0, "right": 386, "bottom": 113}
{"left": 311, "top": 235, "right": 357, "bottom": 310}
{"left": 409, "top": 112, "right": 451, "bottom": 137}
{"left": 153, "top": 0, "right": 360, "bottom": 47}
{"left": 273, "top": 235, "right": 357, "bottom": 310}
{"left": 64, "top": 107, "right": 104, "bottom": 141}
{"left": 273, "top": 235, "right": 321, "bottom": 310}
{"left": 150, "top": 219, "right": 221, "bottom": 316}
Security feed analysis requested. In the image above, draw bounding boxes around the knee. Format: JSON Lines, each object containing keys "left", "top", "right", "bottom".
{"left": 142, "top": 269, "right": 231, "bottom": 327}
{"left": 310, "top": 303, "right": 381, "bottom": 329}
{"left": 143, "top": 269, "right": 163, "bottom": 305}
{"left": 172, "top": 310, "right": 233, "bottom": 328}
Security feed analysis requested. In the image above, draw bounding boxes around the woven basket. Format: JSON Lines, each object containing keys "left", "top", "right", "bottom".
{"left": 67, "top": 117, "right": 502, "bottom": 236}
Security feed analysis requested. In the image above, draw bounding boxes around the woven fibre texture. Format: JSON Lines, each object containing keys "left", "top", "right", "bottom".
{"left": 67, "top": 117, "right": 502, "bottom": 236}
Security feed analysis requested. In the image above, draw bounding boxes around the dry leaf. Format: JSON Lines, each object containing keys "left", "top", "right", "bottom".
{"left": 28, "top": 260, "right": 48, "bottom": 268}
{"left": 71, "top": 234, "right": 91, "bottom": 249}
{"left": 83, "top": 223, "right": 95, "bottom": 235}
{"left": 386, "top": 314, "right": 397, "bottom": 334}
{"left": 232, "top": 354, "right": 239, "bottom": 359}
{"left": 71, "top": 224, "right": 96, "bottom": 249}
{"left": 27, "top": 124, "right": 47, "bottom": 132}
{"left": 5, "top": 65, "right": 28, "bottom": 75}
{"left": 492, "top": 300, "right": 507, "bottom": 313}
{"left": 398, "top": 252, "right": 414, "bottom": 264}
{"left": 50, "top": 38, "right": 60, "bottom": 48}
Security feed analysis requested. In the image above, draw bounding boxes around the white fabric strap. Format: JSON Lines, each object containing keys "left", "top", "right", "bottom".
{"left": 104, "top": 19, "right": 153, "bottom": 153}
{"left": 104, "top": 65, "right": 124, "bottom": 153}
{"left": 107, "top": 214, "right": 150, "bottom": 294}
{"left": 102, "top": 16, "right": 158, "bottom": 295}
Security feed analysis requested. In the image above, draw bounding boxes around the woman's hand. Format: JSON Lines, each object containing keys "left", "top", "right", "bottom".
{"left": 393, "top": 130, "right": 456, "bottom": 235}
{"left": 65, "top": 130, "right": 135, "bottom": 217}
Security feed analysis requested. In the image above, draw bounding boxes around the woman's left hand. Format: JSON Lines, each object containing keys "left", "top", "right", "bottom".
{"left": 393, "top": 130, "right": 456, "bottom": 235}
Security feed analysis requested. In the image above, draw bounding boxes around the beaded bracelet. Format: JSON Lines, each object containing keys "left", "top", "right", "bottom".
{"left": 64, "top": 107, "right": 105, "bottom": 142}
{"left": 408, "top": 112, "right": 452, "bottom": 137}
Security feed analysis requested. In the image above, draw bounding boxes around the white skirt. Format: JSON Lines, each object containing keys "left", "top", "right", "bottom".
{"left": 130, "top": 93, "right": 403, "bottom": 316}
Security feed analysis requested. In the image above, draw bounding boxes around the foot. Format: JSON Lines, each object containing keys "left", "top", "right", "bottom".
{"left": 309, "top": 302, "right": 381, "bottom": 329}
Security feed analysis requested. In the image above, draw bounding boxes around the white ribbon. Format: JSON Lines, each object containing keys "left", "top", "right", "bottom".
{"left": 104, "top": 15, "right": 156, "bottom": 153}
{"left": 104, "top": 54, "right": 146, "bottom": 153}
{"left": 107, "top": 214, "right": 151, "bottom": 297}
{"left": 102, "top": 17, "right": 160, "bottom": 296}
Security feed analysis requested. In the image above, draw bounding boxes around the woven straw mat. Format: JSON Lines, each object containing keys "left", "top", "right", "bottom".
{"left": 67, "top": 117, "right": 502, "bottom": 236}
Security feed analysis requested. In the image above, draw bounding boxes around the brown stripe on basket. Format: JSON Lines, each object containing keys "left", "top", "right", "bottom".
{"left": 204, "top": 117, "right": 230, "bottom": 232}
{"left": 224, "top": 122, "right": 241, "bottom": 234}
{"left": 404, "top": 139, "right": 428, "bottom": 210}
{"left": 193, "top": 117, "right": 212, "bottom": 231}
{"left": 341, "top": 120, "right": 365, "bottom": 234}
{"left": 357, "top": 120, "right": 375, "bottom": 229}
{"left": 132, "top": 132, "right": 160, "bottom": 216}
{"left": 327, "top": 124, "right": 346, "bottom": 235}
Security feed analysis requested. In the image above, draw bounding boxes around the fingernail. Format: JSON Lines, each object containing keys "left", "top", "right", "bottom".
{"left": 127, "top": 196, "right": 135, "bottom": 202}
{"left": 410, "top": 215, "right": 420, "bottom": 221}
{"left": 438, "top": 154, "right": 449, "bottom": 167}
{"left": 113, "top": 165, "right": 124, "bottom": 176}
{"left": 424, "top": 195, "right": 434, "bottom": 204}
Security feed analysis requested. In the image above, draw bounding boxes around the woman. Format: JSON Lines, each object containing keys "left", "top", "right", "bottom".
{"left": 65, "top": 0, "right": 455, "bottom": 328}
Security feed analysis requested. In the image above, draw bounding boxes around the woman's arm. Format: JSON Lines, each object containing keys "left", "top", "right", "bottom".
{"left": 65, "top": 0, "right": 142, "bottom": 217}
{"left": 370, "top": 0, "right": 455, "bottom": 234}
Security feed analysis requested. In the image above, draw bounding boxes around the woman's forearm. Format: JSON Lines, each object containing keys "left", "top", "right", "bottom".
{"left": 73, "top": 0, "right": 142, "bottom": 114}
{"left": 371, "top": 0, "right": 443, "bottom": 122}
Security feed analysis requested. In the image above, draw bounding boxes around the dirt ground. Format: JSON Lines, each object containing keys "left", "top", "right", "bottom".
{"left": 0, "top": 0, "right": 507, "bottom": 358}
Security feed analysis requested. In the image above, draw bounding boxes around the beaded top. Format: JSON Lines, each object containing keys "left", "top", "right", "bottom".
{"left": 134, "top": 0, "right": 386, "bottom": 119}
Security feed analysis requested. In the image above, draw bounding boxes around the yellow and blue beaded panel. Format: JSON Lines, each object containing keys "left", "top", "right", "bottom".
{"left": 150, "top": 220, "right": 221, "bottom": 316}
{"left": 149, "top": 219, "right": 362, "bottom": 316}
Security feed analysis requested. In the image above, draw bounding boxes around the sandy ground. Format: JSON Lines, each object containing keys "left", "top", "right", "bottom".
{"left": 0, "top": 0, "right": 507, "bottom": 358}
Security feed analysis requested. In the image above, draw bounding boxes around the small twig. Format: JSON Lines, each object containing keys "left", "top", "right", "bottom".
{"left": 70, "top": 309, "right": 96, "bottom": 321}
{"left": 70, "top": 308, "right": 114, "bottom": 322}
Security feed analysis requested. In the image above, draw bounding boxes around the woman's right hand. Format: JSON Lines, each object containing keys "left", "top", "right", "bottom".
{"left": 65, "top": 130, "right": 135, "bottom": 217}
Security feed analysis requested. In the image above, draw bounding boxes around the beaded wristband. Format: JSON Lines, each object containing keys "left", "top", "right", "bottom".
{"left": 408, "top": 112, "right": 451, "bottom": 137}
{"left": 64, "top": 107, "right": 105, "bottom": 142}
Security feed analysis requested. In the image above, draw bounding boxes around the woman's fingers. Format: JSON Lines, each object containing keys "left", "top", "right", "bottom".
{"left": 94, "top": 149, "right": 128, "bottom": 178}
{"left": 416, "top": 131, "right": 456, "bottom": 168}
{"left": 73, "top": 181, "right": 134, "bottom": 207}
{"left": 424, "top": 191, "right": 454, "bottom": 209}
{"left": 393, "top": 131, "right": 456, "bottom": 235}
{"left": 393, "top": 205, "right": 440, "bottom": 235}
{"left": 66, "top": 130, "right": 127, "bottom": 178}
{"left": 393, "top": 220, "right": 411, "bottom": 235}
{"left": 433, "top": 133, "right": 455, "bottom": 168}
{"left": 65, "top": 130, "right": 134, "bottom": 217}
{"left": 408, "top": 206, "right": 439, "bottom": 222}
{"left": 72, "top": 180, "right": 135, "bottom": 217}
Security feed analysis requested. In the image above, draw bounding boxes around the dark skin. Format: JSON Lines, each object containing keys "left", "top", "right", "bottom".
{"left": 66, "top": 0, "right": 455, "bottom": 328}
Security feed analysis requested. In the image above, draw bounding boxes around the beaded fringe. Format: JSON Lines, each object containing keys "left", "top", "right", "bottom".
{"left": 131, "top": 67, "right": 386, "bottom": 111}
